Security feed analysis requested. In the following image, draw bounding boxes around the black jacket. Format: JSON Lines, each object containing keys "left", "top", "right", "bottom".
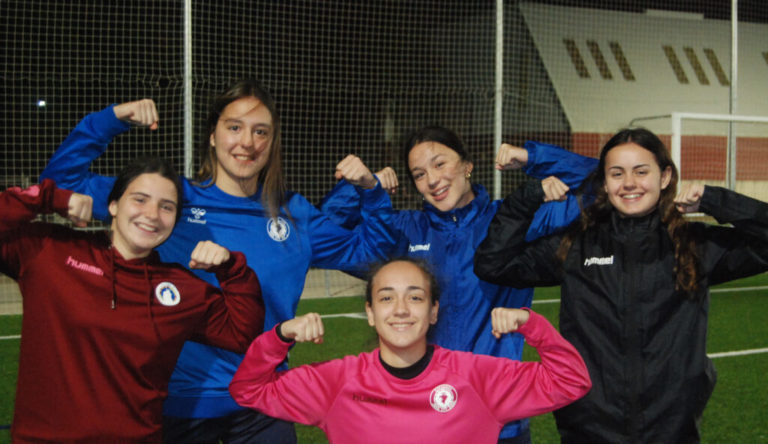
{"left": 474, "top": 181, "right": 768, "bottom": 444}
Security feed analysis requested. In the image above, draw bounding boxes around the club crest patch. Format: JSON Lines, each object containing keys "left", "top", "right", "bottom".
{"left": 267, "top": 217, "right": 290, "bottom": 242}
{"left": 155, "top": 282, "right": 181, "bottom": 306}
{"left": 429, "top": 384, "right": 457, "bottom": 413}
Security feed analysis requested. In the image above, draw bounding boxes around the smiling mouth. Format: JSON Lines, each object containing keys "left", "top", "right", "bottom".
{"left": 233, "top": 153, "right": 256, "bottom": 163}
{"left": 135, "top": 222, "right": 158, "bottom": 233}
{"left": 622, "top": 193, "right": 642, "bottom": 199}
{"left": 431, "top": 186, "right": 449, "bottom": 201}
{"left": 389, "top": 322, "right": 415, "bottom": 331}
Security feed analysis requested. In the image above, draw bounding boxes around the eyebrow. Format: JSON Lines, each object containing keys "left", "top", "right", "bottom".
{"left": 129, "top": 191, "right": 177, "bottom": 206}
{"left": 221, "top": 117, "right": 272, "bottom": 128}
{"left": 376, "top": 285, "right": 426, "bottom": 293}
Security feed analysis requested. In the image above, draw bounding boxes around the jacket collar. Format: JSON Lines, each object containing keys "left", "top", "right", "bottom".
{"left": 609, "top": 208, "right": 661, "bottom": 240}
{"left": 422, "top": 184, "right": 489, "bottom": 228}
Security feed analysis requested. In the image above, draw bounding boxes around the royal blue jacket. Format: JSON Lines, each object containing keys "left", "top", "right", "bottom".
{"left": 40, "top": 106, "right": 395, "bottom": 418}
{"left": 319, "top": 141, "right": 597, "bottom": 438}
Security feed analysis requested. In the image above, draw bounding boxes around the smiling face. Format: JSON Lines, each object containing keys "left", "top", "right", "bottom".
{"left": 365, "top": 261, "right": 439, "bottom": 368}
{"left": 408, "top": 141, "right": 474, "bottom": 212}
{"left": 108, "top": 173, "right": 178, "bottom": 260}
{"left": 603, "top": 142, "right": 672, "bottom": 217}
{"left": 209, "top": 96, "right": 274, "bottom": 196}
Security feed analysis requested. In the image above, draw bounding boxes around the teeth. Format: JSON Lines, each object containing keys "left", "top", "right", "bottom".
{"left": 433, "top": 186, "right": 448, "bottom": 197}
{"left": 137, "top": 223, "right": 157, "bottom": 232}
{"left": 623, "top": 194, "right": 641, "bottom": 199}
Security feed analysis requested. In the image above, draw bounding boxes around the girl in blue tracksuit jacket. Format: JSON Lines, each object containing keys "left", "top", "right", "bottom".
{"left": 40, "top": 79, "right": 395, "bottom": 443}
{"left": 318, "top": 125, "right": 597, "bottom": 442}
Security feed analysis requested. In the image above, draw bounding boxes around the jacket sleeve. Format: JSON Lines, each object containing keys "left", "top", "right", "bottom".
{"left": 0, "top": 179, "right": 72, "bottom": 233}
{"left": 0, "top": 180, "right": 73, "bottom": 278}
{"left": 39, "top": 105, "right": 128, "bottom": 221}
{"left": 522, "top": 141, "right": 597, "bottom": 242}
{"left": 696, "top": 186, "right": 768, "bottom": 286}
{"left": 191, "top": 251, "right": 265, "bottom": 353}
{"left": 229, "top": 327, "right": 343, "bottom": 426}
{"left": 308, "top": 182, "right": 400, "bottom": 274}
{"left": 523, "top": 140, "right": 598, "bottom": 188}
{"left": 474, "top": 180, "right": 564, "bottom": 288}
{"left": 318, "top": 179, "right": 365, "bottom": 229}
{"left": 469, "top": 310, "right": 591, "bottom": 423}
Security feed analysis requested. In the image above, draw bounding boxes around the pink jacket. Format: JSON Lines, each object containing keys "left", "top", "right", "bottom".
{"left": 230, "top": 310, "right": 591, "bottom": 444}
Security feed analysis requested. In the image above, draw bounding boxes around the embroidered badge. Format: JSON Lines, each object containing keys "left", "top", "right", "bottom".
{"left": 188, "top": 207, "right": 207, "bottom": 225}
{"left": 267, "top": 217, "right": 290, "bottom": 242}
{"left": 155, "top": 282, "right": 181, "bottom": 306}
{"left": 429, "top": 384, "right": 458, "bottom": 413}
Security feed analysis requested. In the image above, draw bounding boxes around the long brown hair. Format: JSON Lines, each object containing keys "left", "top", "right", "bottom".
{"left": 557, "top": 128, "right": 701, "bottom": 296}
{"left": 195, "top": 79, "right": 286, "bottom": 219}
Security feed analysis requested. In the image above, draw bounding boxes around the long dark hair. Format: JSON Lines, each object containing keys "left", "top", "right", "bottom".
{"left": 195, "top": 79, "right": 285, "bottom": 219}
{"left": 108, "top": 156, "right": 183, "bottom": 224}
{"left": 557, "top": 128, "right": 701, "bottom": 296}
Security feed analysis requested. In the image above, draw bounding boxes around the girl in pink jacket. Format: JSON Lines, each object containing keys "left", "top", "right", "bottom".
{"left": 230, "top": 258, "right": 590, "bottom": 444}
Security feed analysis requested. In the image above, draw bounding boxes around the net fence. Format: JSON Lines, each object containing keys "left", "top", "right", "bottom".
{"left": 1, "top": 0, "right": 766, "bottom": 312}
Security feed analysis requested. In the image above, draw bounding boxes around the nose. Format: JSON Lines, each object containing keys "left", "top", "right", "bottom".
{"left": 240, "top": 130, "right": 254, "bottom": 150}
{"left": 622, "top": 174, "right": 636, "bottom": 188}
{"left": 426, "top": 169, "right": 439, "bottom": 188}
{"left": 393, "top": 297, "right": 409, "bottom": 317}
{"left": 144, "top": 203, "right": 160, "bottom": 220}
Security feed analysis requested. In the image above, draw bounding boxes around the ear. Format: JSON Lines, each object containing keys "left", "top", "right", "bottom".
{"left": 660, "top": 166, "right": 673, "bottom": 190}
{"left": 365, "top": 302, "right": 375, "bottom": 327}
{"left": 429, "top": 301, "right": 439, "bottom": 325}
{"left": 465, "top": 161, "right": 473, "bottom": 175}
{"left": 209, "top": 132, "right": 216, "bottom": 148}
{"left": 108, "top": 200, "right": 118, "bottom": 218}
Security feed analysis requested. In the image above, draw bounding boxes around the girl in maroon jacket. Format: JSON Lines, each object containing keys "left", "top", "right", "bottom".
{"left": 1, "top": 157, "right": 264, "bottom": 443}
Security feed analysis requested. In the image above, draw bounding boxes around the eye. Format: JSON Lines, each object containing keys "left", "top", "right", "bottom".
{"left": 635, "top": 169, "right": 648, "bottom": 176}
{"left": 412, "top": 172, "right": 424, "bottom": 181}
{"left": 228, "top": 125, "right": 241, "bottom": 132}
{"left": 254, "top": 128, "right": 269, "bottom": 137}
{"left": 161, "top": 204, "right": 176, "bottom": 212}
{"left": 132, "top": 196, "right": 147, "bottom": 204}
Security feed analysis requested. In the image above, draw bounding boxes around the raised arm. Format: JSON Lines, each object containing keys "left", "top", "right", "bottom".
{"left": 690, "top": 185, "right": 768, "bottom": 285}
{"left": 496, "top": 142, "right": 595, "bottom": 241}
{"left": 40, "top": 100, "right": 159, "bottom": 221}
{"left": 473, "top": 309, "right": 591, "bottom": 423}
{"left": 190, "top": 246, "right": 265, "bottom": 353}
{"left": 0, "top": 179, "right": 86, "bottom": 232}
{"left": 474, "top": 180, "right": 564, "bottom": 287}
{"left": 320, "top": 160, "right": 399, "bottom": 229}
{"left": 229, "top": 314, "right": 341, "bottom": 427}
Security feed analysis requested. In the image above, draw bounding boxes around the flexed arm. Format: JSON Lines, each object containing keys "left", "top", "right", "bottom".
{"left": 0, "top": 180, "right": 90, "bottom": 232}
{"left": 474, "top": 179, "right": 564, "bottom": 287}
{"left": 230, "top": 314, "right": 340, "bottom": 427}
{"left": 192, "top": 244, "right": 265, "bottom": 353}
{"left": 40, "top": 100, "right": 160, "bottom": 221}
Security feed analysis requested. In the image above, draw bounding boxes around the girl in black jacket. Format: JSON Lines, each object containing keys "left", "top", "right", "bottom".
{"left": 474, "top": 128, "right": 768, "bottom": 443}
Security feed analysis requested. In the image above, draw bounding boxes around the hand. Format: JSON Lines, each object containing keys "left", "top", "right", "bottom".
{"left": 113, "top": 99, "right": 159, "bottom": 130}
{"left": 675, "top": 183, "right": 705, "bottom": 214}
{"left": 188, "top": 241, "right": 231, "bottom": 270}
{"left": 280, "top": 313, "right": 324, "bottom": 344}
{"left": 491, "top": 307, "right": 531, "bottom": 339}
{"left": 375, "top": 167, "right": 398, "bottom": 194}
{"left": 541, "top": 176, "right": 569, "bottom": 202}
{"left": 67, "top": 192, "right": 93, "bottom": 228}
{"left": 334, "top": 154, "right": 377, "bottom": 189}
{"left": 495, "top": 143, "right": 528, "bottom": 171}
